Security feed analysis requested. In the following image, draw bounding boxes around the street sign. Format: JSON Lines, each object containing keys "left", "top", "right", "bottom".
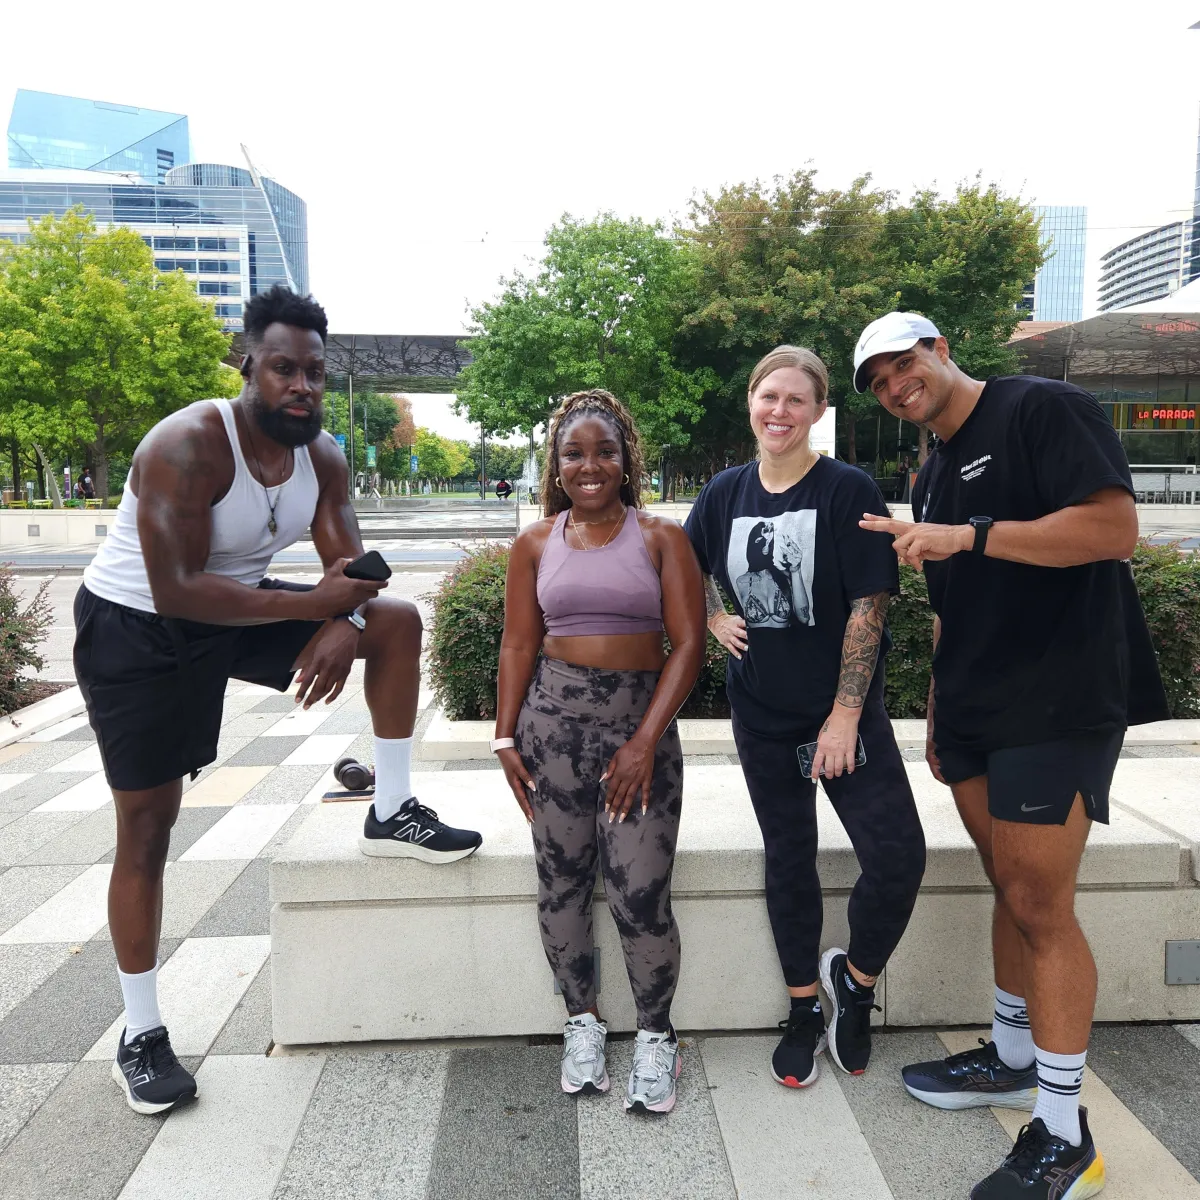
{"left": 335, "top": 434, "right": 347, "bottom": 455}
{"left": 366, "top": 445, "right": 376, "bottom": 469}
{"left": 410, "top": 454, "right": 419, "bottom": 474}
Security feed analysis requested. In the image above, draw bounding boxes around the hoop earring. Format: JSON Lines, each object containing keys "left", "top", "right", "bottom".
{"left": 555, "top": 477, "right": 562, "bottom": 489}
{"left": 623, "top": 474, "right": 630, "bottom": 485}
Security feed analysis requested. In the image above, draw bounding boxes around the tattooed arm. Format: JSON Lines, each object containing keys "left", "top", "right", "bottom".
{"left": 808, "top": 590, "right": 890, "bottom": 782}
{"left": 704, "top": 574, "right": 748, "bottom": 659}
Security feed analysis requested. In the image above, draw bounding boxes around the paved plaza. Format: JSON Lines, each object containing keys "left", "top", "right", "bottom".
{"left": 0, "top": 570, "right": 1198, "bottom": 1197}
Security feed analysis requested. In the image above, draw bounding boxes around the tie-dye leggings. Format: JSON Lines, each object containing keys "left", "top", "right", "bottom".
{"left": 515, "top": 656, "right": 683, "bottom": 1032}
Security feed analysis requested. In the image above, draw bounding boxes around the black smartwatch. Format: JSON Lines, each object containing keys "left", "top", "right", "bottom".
{"left": 968, "top": 516, "right": 993, "bottom": 555}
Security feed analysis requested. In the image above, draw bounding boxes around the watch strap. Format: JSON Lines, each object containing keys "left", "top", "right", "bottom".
{"left": 490, "top": 737, "right": 515, "bottom": 753}
{"left": 970, "top": 516, "right": 993, "bottom": 555}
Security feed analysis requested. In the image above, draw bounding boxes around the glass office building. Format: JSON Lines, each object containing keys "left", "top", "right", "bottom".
{"left": 1018, "top": 206, "right": 1086, "bottom": 321}
{"left": 7, "top": 89, "right": 189, "bottom": 184}
{"left": 0, "top": 164, "right": 308, "bottom": 331}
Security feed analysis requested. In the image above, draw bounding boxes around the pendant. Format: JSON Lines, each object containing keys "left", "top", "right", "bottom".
{"left": 268, "top": 516, "right": 277, "bottom": 535}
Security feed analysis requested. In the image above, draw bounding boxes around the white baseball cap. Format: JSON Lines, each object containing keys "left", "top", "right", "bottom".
{"left": 853, "top": 312, "right": 941, "bottom": 393}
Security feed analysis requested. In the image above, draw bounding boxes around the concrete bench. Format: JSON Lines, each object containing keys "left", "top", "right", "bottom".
{"left": 269, "top": 761, "right": 1200, "bottom": 1047}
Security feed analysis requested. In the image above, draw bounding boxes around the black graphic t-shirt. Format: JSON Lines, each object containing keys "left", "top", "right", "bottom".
{"left": 686, "top": 458, "right": 899, "bottom": 738}
{"left": 912, "top": 376, "right": 1169, "bottom": 754}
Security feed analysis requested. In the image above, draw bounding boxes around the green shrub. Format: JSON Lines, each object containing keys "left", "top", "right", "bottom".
{"left": 883, "top": 564, "right": 934, "bottom": 719}
{"left": 1131, "top": 540, "right": 1200, "bottom": 718}
{"left": 425, "top": 542, "right": 509, "bottom": 720}
{"left": 426, "top": 539, "right": 1200, "bottom": 723}
{"left": 0, "top": 566, "right": 53, "bottom": 716}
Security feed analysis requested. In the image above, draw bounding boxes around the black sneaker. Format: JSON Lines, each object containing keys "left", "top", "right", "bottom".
{"left": 112, "top": 1026, "right": 197, "bottom": 1115}
{"left": 971, "top": 1110, "right": 1105, "bottom": 1199}
{"left": 903, "top": 1038, "right": 1038, "bottom": 1110}
{"left": 819, "top": 947, "right": 879, "bottom": 1075}
{"left": 359, "top": 796, "right": 482, "bottom": 863}
{"left": 771, "top": 1001, "right": 826, "bottom": 1088}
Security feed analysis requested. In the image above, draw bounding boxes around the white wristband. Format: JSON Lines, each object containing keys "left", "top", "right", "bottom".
{"left": 490, "top": 737, "right": 515, "bottom": 753}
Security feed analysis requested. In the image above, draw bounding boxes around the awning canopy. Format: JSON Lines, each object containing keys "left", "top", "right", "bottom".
{"left": 1012, "top": 309, "right": 1200, "bottom": 378}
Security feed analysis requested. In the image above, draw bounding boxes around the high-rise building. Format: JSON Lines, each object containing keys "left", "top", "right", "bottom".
{"left": 1018, "top": 206, "right": 1087, "bottom": 322}
{"left": 1188, "top": 100, "right": 1200, "bottom": 284}
{"left": 7, "top": 89, "right": 189, "bottom": 184}
{"left": 0, "top": 162, "right": 308, "bottom": 332}
{"left": 1097, "top": 219, "right": 1194, "bottom": 312}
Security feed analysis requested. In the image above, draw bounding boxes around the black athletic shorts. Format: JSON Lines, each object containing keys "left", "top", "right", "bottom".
{"left": 73, "top": 582, "right": 323, "bottom": 792}
{"left": 935, "top": 730, "right": 1124, "bottom": 826}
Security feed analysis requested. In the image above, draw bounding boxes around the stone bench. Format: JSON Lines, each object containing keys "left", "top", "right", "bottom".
{"left": 418, "top": 711, "right": 1200, "bottom": 761}
{"left": 268, "top": 761, "right": 1200, "bottom": 1046}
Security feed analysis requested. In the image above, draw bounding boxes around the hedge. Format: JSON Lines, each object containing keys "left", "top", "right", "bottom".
{"left": 426, "top": 540, "right": 1200, "bottom": 722}
{"left": 0, "top": 566, "right": 53, "bottom": 717}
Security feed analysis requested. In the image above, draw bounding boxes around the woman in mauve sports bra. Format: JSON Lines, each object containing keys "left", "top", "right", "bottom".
{"left": 495, "top": 389, "right": 705, "bottom": 1115}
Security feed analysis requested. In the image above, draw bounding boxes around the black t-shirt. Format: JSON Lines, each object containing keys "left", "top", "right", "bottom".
{"left": 685, "top": 458, "right": 899, "bottom": 738}
{"left": 913, "top": 375, "right": 1169, "bottom": 754}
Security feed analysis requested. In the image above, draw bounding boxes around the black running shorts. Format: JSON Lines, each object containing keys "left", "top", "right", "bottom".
{"left": 935, "top": 730, "right": 1124, "bottom": 825}
{"left": 73, "top": 582, "right": 324, "bottom": 792}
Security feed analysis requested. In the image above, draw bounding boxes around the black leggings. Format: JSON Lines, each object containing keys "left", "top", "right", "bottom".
{"left": 731, "top": 674, "right": 925, "bottom": 987}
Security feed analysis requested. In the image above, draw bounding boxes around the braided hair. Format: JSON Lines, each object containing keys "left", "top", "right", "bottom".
{"left": 541, "top": 389, "right": 645, "bottom": 516}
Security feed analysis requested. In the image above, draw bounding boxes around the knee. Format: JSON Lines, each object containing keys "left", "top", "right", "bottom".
{"left": 366, "top": 596, "right": 422, "bottom": 649}
{"left": 997, "top": 876, "right": 1071, "bottom": 942}
{"left": 117, "top": 807, "right": 174, "bottom": 871}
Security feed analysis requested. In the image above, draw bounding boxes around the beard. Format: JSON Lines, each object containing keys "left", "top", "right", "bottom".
{"left": 246, "top": 386, "right": 323, "bottom": 448}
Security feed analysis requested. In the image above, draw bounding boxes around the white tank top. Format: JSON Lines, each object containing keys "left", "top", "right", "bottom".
{"left": 84, "top": 398, "right": 320, "bottom": 614}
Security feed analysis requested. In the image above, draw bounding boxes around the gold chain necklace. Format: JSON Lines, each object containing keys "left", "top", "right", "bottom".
{"left": 570, "top": 505, "right": 625, "bottom": 550}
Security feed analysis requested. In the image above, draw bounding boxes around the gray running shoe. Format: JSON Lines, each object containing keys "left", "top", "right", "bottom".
{"left": 561, "top": 1013, "right": 609, "bottom": 1094}
{"left": 625, "top": 1028, "right": 681, "bottom": 1114}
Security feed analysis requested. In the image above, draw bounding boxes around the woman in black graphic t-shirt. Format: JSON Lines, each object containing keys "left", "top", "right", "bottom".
{"left": 684, "top": 345, "right": 925, "bottom": 1090}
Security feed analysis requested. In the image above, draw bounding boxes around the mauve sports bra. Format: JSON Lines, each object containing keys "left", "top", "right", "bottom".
{"left": 537, "top": 508, "right": 664, "bottom": 637}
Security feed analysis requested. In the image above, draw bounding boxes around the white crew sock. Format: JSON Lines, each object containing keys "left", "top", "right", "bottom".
{"left": 372, "top": 735, "right": 414, "bottom": 822}
{"left": 119, "top": 962, "right": 162, "bottom": 1043}
{"left": 992, "top": 986, "right": 1035, "bottom": 1069}
{"left": 1032, "top": 1045, "right": 1086, "bottom": 1146}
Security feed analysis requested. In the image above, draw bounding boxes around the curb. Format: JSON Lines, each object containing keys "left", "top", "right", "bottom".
{"left": 0, "top": 684, "right": 86, "bottom": 749}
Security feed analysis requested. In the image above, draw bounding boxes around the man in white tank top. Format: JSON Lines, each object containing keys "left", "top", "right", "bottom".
{"left": 74, "top": 285, "right": 481, "bottom": 1116}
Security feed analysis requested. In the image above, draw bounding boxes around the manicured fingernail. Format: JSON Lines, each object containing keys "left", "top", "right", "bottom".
{"left": 618, "top": 813, "right": 625, "bottom": 823}
{"left": 608, "top": 813, "right": 614, "bottom": 823}
{"left": 528, "top": 782, "right": 537, "bottom": 791}
{"left": 641, "top": 805, "right": 647, "bottom": 816}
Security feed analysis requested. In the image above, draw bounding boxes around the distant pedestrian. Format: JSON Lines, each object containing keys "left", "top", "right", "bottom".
{"left": 80, "top": 469, "right": 96, "bottom": 500}
{"left": 495, "top": 478, "right": 512, "bottom": 500}
{"left": 857, "top": 311, "right": 1168, "bottom": 1200}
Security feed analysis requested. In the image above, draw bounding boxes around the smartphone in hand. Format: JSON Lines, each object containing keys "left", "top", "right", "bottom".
{"left": 796, "top": 736, "right": 867, "bottom": 778}
{"left": 343, "top": 550, "right": 392, "bottom": 582}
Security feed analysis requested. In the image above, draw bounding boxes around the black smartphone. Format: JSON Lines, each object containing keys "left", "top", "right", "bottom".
{"left": 796, "top": 736, "right": 867, "bottom": 778}
{"left": 343, "top": 550, "right": 392, "bottom": 582}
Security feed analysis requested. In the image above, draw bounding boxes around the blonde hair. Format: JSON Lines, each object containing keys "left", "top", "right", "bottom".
{"left": 747, "top": 345, "right": 829, "bottom": 407}
{"left": 541, "top": 389, "right": 646, "bottom": 516}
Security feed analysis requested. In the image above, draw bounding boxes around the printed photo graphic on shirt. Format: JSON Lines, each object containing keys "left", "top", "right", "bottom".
{"left": 726, "top": 511, "right": 817, "bottom": 628}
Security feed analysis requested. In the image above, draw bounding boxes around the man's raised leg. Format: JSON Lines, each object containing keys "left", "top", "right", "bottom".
{"left": 900, "top": 775, "right": 1038, "bottom": 1112}
{"left": 355, "top": 595, "right": 482, "bottom": 863}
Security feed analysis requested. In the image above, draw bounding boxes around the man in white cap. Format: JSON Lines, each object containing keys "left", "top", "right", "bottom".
{"left": 855, "top": 313, "right": 1167, "bottom": 1200}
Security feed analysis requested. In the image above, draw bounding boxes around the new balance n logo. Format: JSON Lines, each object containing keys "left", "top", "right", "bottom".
{"left": 392, "top": 820, "right": 435, "bottom": 845}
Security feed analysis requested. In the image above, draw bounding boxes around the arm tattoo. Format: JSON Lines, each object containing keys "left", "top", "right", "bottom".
{"left": 703, "top": 574, "right": 725, "bottom": 621}
{"left": 835, "top": 593, "right": 888, "bottom": 708}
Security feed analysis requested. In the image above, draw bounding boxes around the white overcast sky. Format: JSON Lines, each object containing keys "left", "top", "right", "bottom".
{"left": 3, "top": 1, "right": 1198, "bottom": 335}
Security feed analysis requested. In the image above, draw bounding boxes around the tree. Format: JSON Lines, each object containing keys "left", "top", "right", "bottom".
{"left": 322, "top": 390, "right": 411, "bottom": 480}
{"left": 457, "top": 214, "right": 716, "bottom": 452}
{"left": 677, "top": 172, "right": 1044, "bottom": 466}
{"left": 413, "top": 427, "right": 467, "bottom": 486}
{"left": 0, "top": 208, "right": 236, "bottom": 498}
